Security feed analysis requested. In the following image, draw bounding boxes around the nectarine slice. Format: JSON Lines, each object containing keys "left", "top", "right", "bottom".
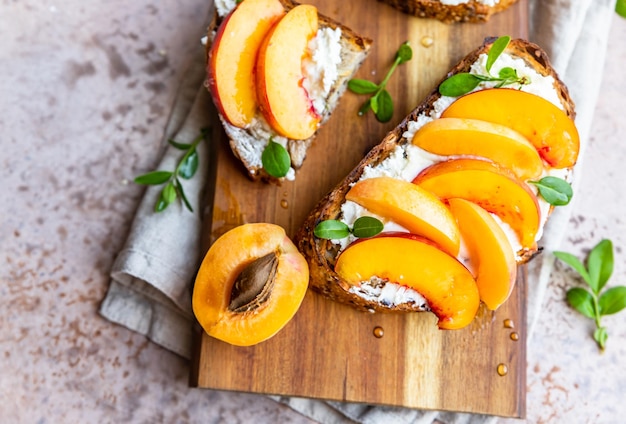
{"left": 207, "top": 0, "right": 285, "bottom": 128}
{"left": 192, "top": 223, "right": 309, "bottom": 346}
{"left": 346, "top": 176, "right": 460, "bottom": 256}
{"left": 335, "top": 236, "right": 479, "bottom": 329}
{"left": 413, "top": 158, "right": 540, "bottom": 250}
{"left": 411, "top": 117, "right": 544, "bottom": 180}
{"left": 441, "top": 88, "right": 579, "bottom": 168}
{"left": 256, "top": 4, "right": 321, "bottom": 140}
{"left": 448, "top": 198, "right": 517, "bottom": 310}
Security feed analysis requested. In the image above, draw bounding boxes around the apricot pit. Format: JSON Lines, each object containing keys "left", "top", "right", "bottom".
{"left": 192, "top": 223, "right": 309, "bottom": 346}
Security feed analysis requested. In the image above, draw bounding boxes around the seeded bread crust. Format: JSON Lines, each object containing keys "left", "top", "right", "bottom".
{"left": 295, "top": 38, "right": 576, "bottom": 313}
{"left": 206, "top": 0, "right": 372, "bottom": 184}
{"left": 379, "top": 0, "right": 519, "bottom": 23}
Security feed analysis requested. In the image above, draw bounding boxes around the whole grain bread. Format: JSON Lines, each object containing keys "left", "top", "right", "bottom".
{"left": 206, "top": 0, "right": 372, "bottom": 183}
{"left": 295, "top": 38, "right": 576, "bottom": 314}
{"left": 379, "top": 0, "right": 519, "bottom": 23}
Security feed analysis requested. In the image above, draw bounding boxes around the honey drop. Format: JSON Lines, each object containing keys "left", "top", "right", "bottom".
{"left": 503, "top": 318, "right": 514, "bottom": 329}
{"left": 421, "top": 36, "right": 434, "bottom": 48}
{"left": 510, "top": 332, "right": 519, "bottom": 341}
{"left": 497, "top": 363, "right": 508, "bottom": 376}
{"left": 373, "top": 326, "right": 384, "bottom": 338}
{"left": 280, "top": 199, "right": 288, "bottom": 209}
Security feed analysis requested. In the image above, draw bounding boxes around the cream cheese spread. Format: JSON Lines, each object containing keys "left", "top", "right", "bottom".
{"left": 335, "top": 51, "right": 569, "bottom": 307}
{"left": 213, "top": 2, "right": 343, "bottom": 179}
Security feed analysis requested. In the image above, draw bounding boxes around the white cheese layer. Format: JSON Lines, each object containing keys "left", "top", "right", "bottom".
{"left": 212, "top": 3, "right": 343, "bottom": 178}
{"left": 338, "top": 51, "right": 569, "bottom": 307}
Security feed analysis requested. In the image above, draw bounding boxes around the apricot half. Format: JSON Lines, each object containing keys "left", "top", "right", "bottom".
{"left": 346, "top": 176, "right": 460, "bottom": 256}
{"left": 192, "top": 223, "right": 309, "bottom": 346}
{"left": 411, "top": 117, "right": 544, "bottom": 180}
{"left": 207, "top": 0, "right": 285, "bottom": 128}
{"left": 335, "top": 235, "right": 479, "bottom": 330}
{"left": 256, "top": 4, "right": 321, "bottom": 140}
{"left": 441, "top": 88, "right": 579, "bottom": 168}
{"left": 448, "top": 198, "right": 517, "bottom": 310}
{"left": 413, "top": 158, "right": 540, "bottom": 250}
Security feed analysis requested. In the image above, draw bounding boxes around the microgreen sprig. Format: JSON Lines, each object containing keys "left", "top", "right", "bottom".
{"left": 262, "top": 137, "right": 291, "bottom": 178}
{"left": 617, "top": 0, "right": 626, "bottom": 18}
{"left": 530, "top": 176, "right": 573, "bottom": 206}
{"left": 314, "top": 216, "right": 384, "bottom": 240}
{"left": 348, "top": 41, "right": 413, "bottom": 123}
{"left": 439, "top": 36, "right": 529, "bottom": 97}
{"left": 134, "top": 128, "right": 208, "bottom": 213}
{"left": 554, "top": 239, "right": 626, "bottom": 351}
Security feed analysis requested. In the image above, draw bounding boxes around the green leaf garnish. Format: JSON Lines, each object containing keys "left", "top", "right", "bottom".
{"left": 348, "top": 41, "right": 412, "bottom": 123}
{"left": 438, "top": 35, "right": 529, "bottom": 97}
{"left": 348, "top": 79, "right": 379, "bottom": 94}
{"left": 134, "top": 128, "right": 208, "bottom": 213}
{"left": 314, "top": 220, "right": 350, "bottom": 239}
{"left": 314, "top": 216, "right": 384, "bottom": 240}
{"left": 168, "top": 139, "right": 192, "bottom": 150}
{"left": 486, "top": 35, "right": 510, "bottom": 72}
{"left": 617, "top": 0, "right": 626, "bottom": 18}
{"left": 555, "top": 239, "right": 626, "bottom": 351}
{"left": 375, "top": 89, "right": 393, "bottom": 123}
{"left": 530, "top": 176, "right": 573, "bottom": 206}
{"left": 261, "top": 138, "right": 291, "bottom": 178}
{"left": 177, "top": 149, "right": 199, "bottom": 179}
{"left": 352, "top": 216, "right": 384, "bottom": 238}
{"left": 134, "top": 170, "right": 173, "bottom": 185}
{"left": 566, "top": 287, "right": 595, "bottom": 319}
{"left": 438, "top": 73, "right": 481, "bottom": 97}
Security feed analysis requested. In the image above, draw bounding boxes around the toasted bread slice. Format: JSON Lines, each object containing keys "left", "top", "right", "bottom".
{"left": 205, "top": 0, "right": 372, "bottom": 183}
{"left": 379, "top": 0, "right": 519, "bottom": 23}
{"left": 295, "top": 38, "right": 577, "bottom": 314}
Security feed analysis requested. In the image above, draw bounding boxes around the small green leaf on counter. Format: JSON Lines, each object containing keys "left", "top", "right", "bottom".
{"left": 314, "top": 220, "right": 350, "bottom": 240}
{"left": 134, "top": 128, "right": 208, "bottom": 213}
{"left": 349, "top": 41, "right": 412, "bottom": 123}
{"left": 352, "top": 216, "right": 384, "bottom": 238}
{"left": 438, "top": 35, "right": 529, "bottom": 97}
{"left": 261, "top": 138, "right": 291, "bottom": 178}
{"left": 134, "top": 170, "right": 173, "bottom": 185}
{"left": 617, "top": 0, "right": 626, "bottom": 18}
{"left": 554, "top": 239, "right": 626, "bottom": 351}
{"left": 314, "top": 216, "right": 384, "bottom": 240}
{"left": 530, "top": 176, "right": 573, "bottom": 206}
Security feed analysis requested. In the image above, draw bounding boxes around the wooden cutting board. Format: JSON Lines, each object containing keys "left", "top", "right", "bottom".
{"left": 191, "top": 0, "right": 529, "bottom": 418}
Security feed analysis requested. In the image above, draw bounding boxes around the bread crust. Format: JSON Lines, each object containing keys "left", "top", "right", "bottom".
{"left": 295, "top": 38, "right": 576, "bottom": 313}
{"left": 206, "top": 0, "right": 372, "bottom": 184}
{"left": 379, "top": 0, "right": 519, "bottom": 23}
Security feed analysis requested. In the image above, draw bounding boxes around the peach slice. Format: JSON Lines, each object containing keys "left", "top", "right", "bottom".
{"left": 256, "top": 4, "right": 321, "bottom": 140}
{"left": 448, "top": 198, "right": 517, "bottom": 310}
{"left": 412, "top": 158, "right": 540, "bottom": 250}
{"left": 192, "top": 223, "right": 309, "bottom": 346}
{"left": 441, "top": 88, "right": 579, "bottom": 168}
{"left": 411, "top": 117, "right": 544, "bottom": 180}
{"left": 345, "top": 176, "right": 460, "bottom": 256}
{"left": 335, "top": 235, "right": 479, "bottom": 330}
{"left": 207, "top": 0, "right": 285, "bottom": 128}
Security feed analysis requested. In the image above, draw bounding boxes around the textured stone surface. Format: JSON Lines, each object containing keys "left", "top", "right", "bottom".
{"left": 1, "top": 1, "right": 625, "bottom": 423}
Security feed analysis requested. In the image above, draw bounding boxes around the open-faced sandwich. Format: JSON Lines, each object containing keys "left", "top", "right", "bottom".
{"left": 206, "top": 0, "right": 372, "bottom": 183}
{"left": 296, "top": 37, "right": 579, "bottom": 330}
{"left": 379, "top": 0, "right": 519, "bottom": 23}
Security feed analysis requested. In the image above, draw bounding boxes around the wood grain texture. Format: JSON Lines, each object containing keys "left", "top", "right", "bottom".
{"left": 191, "top": 0, "right": 529, "bottom": 417}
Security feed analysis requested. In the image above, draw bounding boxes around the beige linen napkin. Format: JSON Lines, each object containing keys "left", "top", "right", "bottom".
{"left": 99, "top": 0, "right": 616, "bottom": 421}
